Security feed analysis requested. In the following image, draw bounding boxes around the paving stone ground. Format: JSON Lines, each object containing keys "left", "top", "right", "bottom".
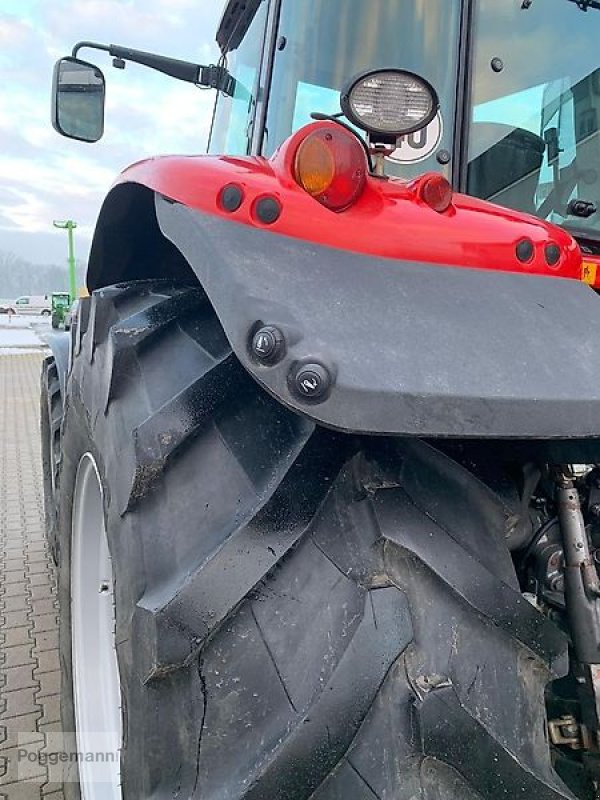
{"left": 0, "top": 354, "right": 63, "bottom": 800}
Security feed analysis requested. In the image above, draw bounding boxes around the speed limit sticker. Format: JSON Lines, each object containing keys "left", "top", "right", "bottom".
{"left": 387, "top": 111, "right": 443, "bottom": 165}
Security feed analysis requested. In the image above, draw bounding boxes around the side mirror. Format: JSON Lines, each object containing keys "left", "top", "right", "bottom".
{"left": 52, "top": 57, "right": 105, "bottom": 143}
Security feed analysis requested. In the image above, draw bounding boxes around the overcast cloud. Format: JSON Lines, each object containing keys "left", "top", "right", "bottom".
{"left": 0, "top": 0, "right": 222, "bottom": 266}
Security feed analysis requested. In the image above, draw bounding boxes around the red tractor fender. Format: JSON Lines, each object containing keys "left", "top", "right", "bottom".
{"left": 85, "top": 122, "right": 600, "bottom": 443}
{"left": 106, "top": 121, "right": 582, "bottom": 282}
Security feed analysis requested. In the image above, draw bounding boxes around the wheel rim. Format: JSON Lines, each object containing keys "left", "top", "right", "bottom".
{"left": 71, "top": 454, "right": 122, "bottom": 799}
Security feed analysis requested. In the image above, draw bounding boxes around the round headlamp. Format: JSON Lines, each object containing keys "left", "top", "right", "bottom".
{"left": 340, "top": 69, "right": 439, "bottom": 140}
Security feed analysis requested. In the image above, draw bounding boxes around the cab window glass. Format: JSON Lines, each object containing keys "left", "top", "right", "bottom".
{"left": 468, "top": 0, "right": 600, "bottom": 238}
{"left": 208, "top": 1, "right": 268, "bottom": 155}
{"left": 264, "top": 0, "right": 460, "bottom": 180}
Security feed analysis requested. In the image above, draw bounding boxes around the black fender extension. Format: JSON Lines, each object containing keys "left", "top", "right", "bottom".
{"left": 154, "top": 194, "right": 600, "bottom": 446}
{"left": 43, "top": 331, "right": 71, "bottom": 398}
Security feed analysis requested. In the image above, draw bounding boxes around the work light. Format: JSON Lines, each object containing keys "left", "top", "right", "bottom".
{"left": 340, "top": 69, "right": 439, "bottom": 141}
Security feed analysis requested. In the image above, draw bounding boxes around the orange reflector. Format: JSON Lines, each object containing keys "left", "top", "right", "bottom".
{"left": 293, "top": 126, "right": 367, "bottom": 212}
{"left": 582, "top": 260, "right": 598, "bottom": 286}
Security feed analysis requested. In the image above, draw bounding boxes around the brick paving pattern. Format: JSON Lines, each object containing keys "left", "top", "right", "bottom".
{"left": 0, "top": 354, "right": 63, "bottom": 800}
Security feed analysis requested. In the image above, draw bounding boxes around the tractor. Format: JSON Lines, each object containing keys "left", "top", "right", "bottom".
{"left": 51, "top": 292, "right": 72, "bottom": 329}
{"left": 41, "top": 1, "right": 600, "bottom": 798}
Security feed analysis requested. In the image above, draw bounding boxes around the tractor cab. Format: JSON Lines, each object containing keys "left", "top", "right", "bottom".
{"left": 211, "top": 0, "right": 600, "bottom": 251}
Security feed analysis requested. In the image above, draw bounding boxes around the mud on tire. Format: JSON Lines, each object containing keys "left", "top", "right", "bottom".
{"left": 54, "top": 280, "right": 574, "bottom": 799}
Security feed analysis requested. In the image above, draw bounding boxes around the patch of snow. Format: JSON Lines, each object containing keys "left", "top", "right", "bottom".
{"left": 0, "top": 347, "right": 49, "bottom": 356}
{"left": 0, "top": 326, "right": 44, "bottom": 348}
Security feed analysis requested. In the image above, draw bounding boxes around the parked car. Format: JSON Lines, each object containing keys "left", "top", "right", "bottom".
{"left": 5, "top": 295, "right": 51, "bottom": 316}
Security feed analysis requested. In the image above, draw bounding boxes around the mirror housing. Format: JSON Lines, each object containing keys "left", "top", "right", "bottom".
{"left": 51, "top": 57, "right": 105, "bottom": 143}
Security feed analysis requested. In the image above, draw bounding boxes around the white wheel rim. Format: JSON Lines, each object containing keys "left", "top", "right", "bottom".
{"left": 71, "top": 453, "right": 122, "bottom": 799}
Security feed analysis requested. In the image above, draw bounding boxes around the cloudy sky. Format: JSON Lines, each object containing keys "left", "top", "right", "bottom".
{"left": 0, "top": 0, "right": 222, "bottom": 266}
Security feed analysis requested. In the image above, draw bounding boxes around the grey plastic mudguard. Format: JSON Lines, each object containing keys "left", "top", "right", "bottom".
{"left": 156, "top": 194, "right": 600, "bottom": 440}
{"left": 44, "top": 331, "right": 70, "bottom": 398}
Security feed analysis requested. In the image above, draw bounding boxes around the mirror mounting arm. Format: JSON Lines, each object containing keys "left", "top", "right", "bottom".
{"left": 71, "top": 41, "right": 234, "bottom": 94}
{"left": 198, "top": 64, "right": 235, "bottom": 95}
{"left": 72, "top": 41, "right": 110, "bottom": 58}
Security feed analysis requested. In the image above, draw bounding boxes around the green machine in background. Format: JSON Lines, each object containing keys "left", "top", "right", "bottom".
{"left": 51, "top": 292, "right": 71, "bottom": 329}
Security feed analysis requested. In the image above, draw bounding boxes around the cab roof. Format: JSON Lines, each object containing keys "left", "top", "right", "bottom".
{"left": 216, "top": 0, "right": 262, "bottom": 54}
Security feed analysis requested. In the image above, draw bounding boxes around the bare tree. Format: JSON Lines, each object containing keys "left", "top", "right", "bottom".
{"left": 0, "top": 249, "right": 77, "bottom": 299}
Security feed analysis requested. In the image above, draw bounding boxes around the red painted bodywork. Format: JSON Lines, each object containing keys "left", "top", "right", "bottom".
{"left": 116, "top": 121, "right": 587, "bottom": 284}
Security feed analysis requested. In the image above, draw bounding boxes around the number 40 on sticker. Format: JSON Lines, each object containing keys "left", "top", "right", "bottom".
{"left": 387, "top": 112, "right": 443, "bottom": 165}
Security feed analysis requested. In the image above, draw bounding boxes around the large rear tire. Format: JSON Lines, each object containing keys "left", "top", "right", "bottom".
{"left": 54, "top": 280, "right": 575, "bottom": 799}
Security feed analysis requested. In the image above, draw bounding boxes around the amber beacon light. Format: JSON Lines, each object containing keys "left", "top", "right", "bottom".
{"left": 293, "top": 126, "right": 368, "bottom": 212}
